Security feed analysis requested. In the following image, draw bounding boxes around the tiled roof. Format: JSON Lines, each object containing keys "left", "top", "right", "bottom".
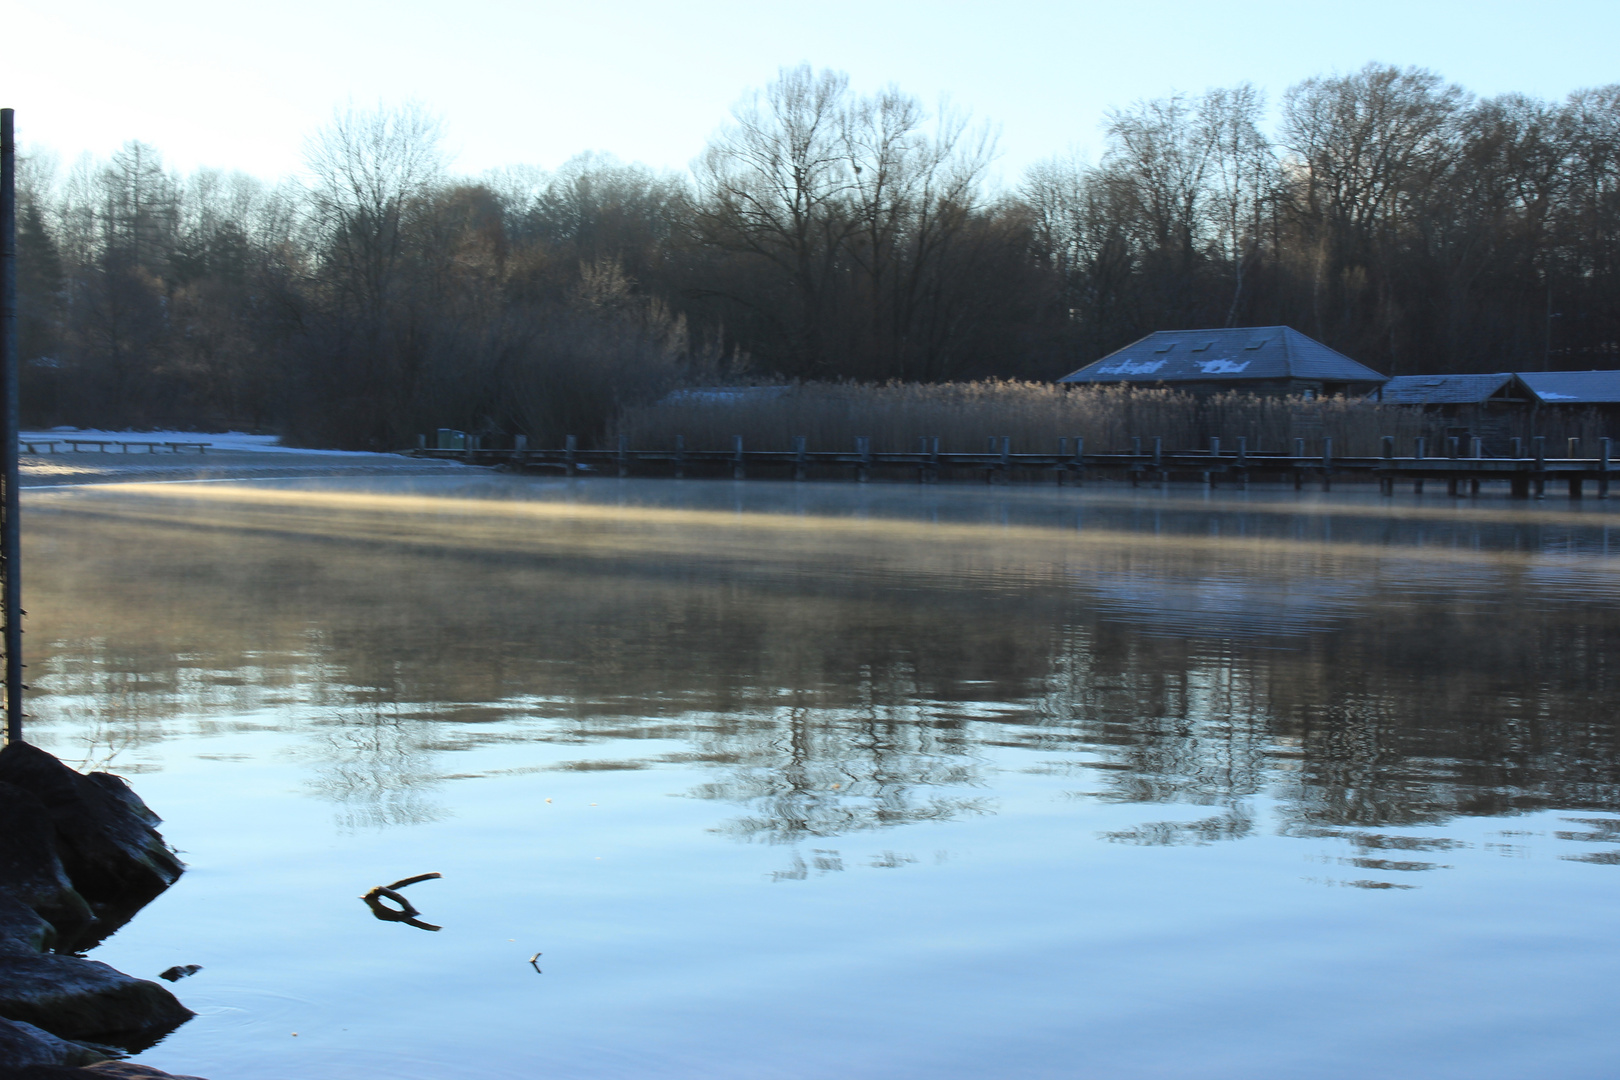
{"left": 1059, "top": 327, "right": 1386, "bottom": 386}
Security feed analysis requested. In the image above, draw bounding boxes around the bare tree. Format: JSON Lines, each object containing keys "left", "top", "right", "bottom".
{"left": 693, "top": 65, "right": 857, "bottom": 375}
{"left": 1281, "top": 64, "right": 1468, "bottom": 355}
{"left": 300, "top": 102, "right": 447, "bottom": 445}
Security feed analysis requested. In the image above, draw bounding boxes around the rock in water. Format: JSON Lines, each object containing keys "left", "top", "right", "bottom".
{"left": 0, "top": 1016, "right": 109, "bottom": 1068}
{"left": 0, "top": 744, "right": 182, "bottom": 946}
{"left": 0, "top": 953, "right": 192, "bottom": 1049}
{"left": 0, "top": 784, "right": 96, "bottom": 948}
{"left": 0, "top": 1067, "right": 210, "bottom": 1079}
{"left": 0, "top": 893, "right": 59, "bottom": 956}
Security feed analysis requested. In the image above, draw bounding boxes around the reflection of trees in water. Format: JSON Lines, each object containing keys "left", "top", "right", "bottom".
{"left": 685, "top": 693, "right": 993, "bottom": 845}
{"left": 298, "top": 708, "right": 447, "bottom": 829}
{"left": 21, "top": 493, "right": 1620, "bottom": 850}
{"left": 1025, "top": 607, "right": 1620, "bottom": 845}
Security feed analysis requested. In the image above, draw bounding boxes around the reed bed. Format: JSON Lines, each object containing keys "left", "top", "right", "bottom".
{"left": 612, "top": 381, "right": 1433, "bottom": 457}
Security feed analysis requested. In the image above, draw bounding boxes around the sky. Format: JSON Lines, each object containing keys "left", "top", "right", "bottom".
{"left": 6, "top": 0, "right": 1619, "bottom": 189}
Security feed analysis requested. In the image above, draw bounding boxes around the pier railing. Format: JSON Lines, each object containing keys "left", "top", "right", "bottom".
{"left": 411, "top": 433, "right": 1617, "bottom": 500}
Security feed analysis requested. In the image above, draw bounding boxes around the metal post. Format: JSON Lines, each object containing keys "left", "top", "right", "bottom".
{"left": 794, "top": 435, "right": 807, "bottom": 482}
{"left": 617, "top": 434, "right": 629, "bottom": 478}
{"left": 1320, "top": 437, "right": 1332, "bottom": 492}
{"left": 1534, "top": 436, "right": 1546, "bottom": 498}
{"left": 565, "top": 434, "right": 577, "bottom": 475}
{"left": 673, "top": 434, "right": 685, "bottom": 479}
{"left": 1071, "top": 437, "right": 1083, "bottom": 486}
{"left": 1600, "top": 437, "right": 1611, "bottom": 499}
{"left": 732, "top": 435, "right": 745, "bottom": 480}
{"left": 0, "top": 109, "right": 20, "bottom": 745}
{"left": 856, "top": 436, "right": 871, "bottom": 483}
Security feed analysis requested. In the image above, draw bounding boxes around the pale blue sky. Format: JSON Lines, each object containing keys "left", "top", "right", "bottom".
{"left": 6, "top": 0, "right": 1617, "bottom": 185}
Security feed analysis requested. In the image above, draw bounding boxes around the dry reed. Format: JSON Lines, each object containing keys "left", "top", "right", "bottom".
{"left": 610, "top": 382, "right": 1440, "bottom": 457}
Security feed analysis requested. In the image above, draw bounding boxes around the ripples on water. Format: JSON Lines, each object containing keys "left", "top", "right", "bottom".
{"left": 20, "top": 477, "right": 1620, "bottom": 1079}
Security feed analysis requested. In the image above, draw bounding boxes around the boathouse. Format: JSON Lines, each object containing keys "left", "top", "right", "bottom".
{"left": 1372, "top": 372, "right": 1525, "bottom": 407}
{"left": 1373, "top": 369, "right": 1620, "bottom": 411}
{"left": 1058, "top": 326, "right": 1387, "bottom": 397}
{"left": 1371, "top": 370, "right": 1620, "bottom": 451}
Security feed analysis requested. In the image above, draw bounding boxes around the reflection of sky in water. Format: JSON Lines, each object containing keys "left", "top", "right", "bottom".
{"left": 18, "top": 478, "right": 1620, "bottom": 1080}
{"left": 1081, "top": 569, "right": 1369, "bottom": 638}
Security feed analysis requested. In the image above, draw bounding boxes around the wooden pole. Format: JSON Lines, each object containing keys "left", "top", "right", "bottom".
{"left": 0, "top": 109, "right": 20, "bottom": 745}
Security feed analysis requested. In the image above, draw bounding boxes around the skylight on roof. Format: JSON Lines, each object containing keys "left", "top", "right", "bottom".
{"left": 1244, "top": 340, "right": 1267, "bottom": 350}
{"left": 1154, "top": 343, "right": 1176, "bottom": 354}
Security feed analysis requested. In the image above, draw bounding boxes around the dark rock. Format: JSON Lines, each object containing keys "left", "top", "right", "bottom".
{"left": 0, "top": 893, "right": 56, "bottom": 955}
{"left": 0, "top": 1064, "right": 209, "bottom": 1080}
{"left": 0, "top": 953, "right": 192, "bottom": 1049}
{"left": 0, "top": 784, "right": 96, "bottom": 947}
{"left": 83, "top": 1064, "right": 209, "bottom": 1080}
{"left": 0, "top": 1016, "right": 109, "bottom": 1068}
{"left": 0, "top": 746, "right": 182, "bottom": 940}
{"left": 0, "top": 1070, "right": 209, "bottom": 1080}
{"left": 151, "top": 969, "right": 196, "bottom": 985}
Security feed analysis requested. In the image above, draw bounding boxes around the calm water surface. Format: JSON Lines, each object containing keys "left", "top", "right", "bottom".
{"left": 20, "top": 477, "right": 1620, "bottom": 1080}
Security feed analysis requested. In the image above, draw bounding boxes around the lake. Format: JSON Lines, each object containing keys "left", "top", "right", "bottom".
{"left": 19, "top": 476, "right": 1620, "bottom": 1080}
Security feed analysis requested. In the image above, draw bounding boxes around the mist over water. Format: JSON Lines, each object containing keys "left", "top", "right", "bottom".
{"left": 22, "top": 477, "right": 1620, "bottom": 1080}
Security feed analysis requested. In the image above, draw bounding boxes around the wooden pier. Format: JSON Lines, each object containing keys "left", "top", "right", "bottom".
{"left": 20, "top": 438, "right": 211, "bottom": 454}
{"left": 411, "top": 434, "right": 1618, "bottom": 500}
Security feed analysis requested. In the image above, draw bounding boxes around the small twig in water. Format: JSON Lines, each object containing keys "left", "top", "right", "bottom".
{"left": 361, "top": 873, "right": 444, "bottom": 931}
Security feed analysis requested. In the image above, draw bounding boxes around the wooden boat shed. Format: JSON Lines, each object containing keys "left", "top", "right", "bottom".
{"left": 1370, "top": 370, "right": 1620, "bottom": 450}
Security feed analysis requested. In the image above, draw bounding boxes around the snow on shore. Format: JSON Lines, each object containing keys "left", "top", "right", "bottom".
{"left": 18, "top": 429, "right": 475, "bottom": 486}
{"left": 22, "top": 429, "right": 393, "bottom": 457}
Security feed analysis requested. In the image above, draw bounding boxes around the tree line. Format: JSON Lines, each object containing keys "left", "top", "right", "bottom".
{"left": 14, "top": 63, "right": 1620, "bottom": 448}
